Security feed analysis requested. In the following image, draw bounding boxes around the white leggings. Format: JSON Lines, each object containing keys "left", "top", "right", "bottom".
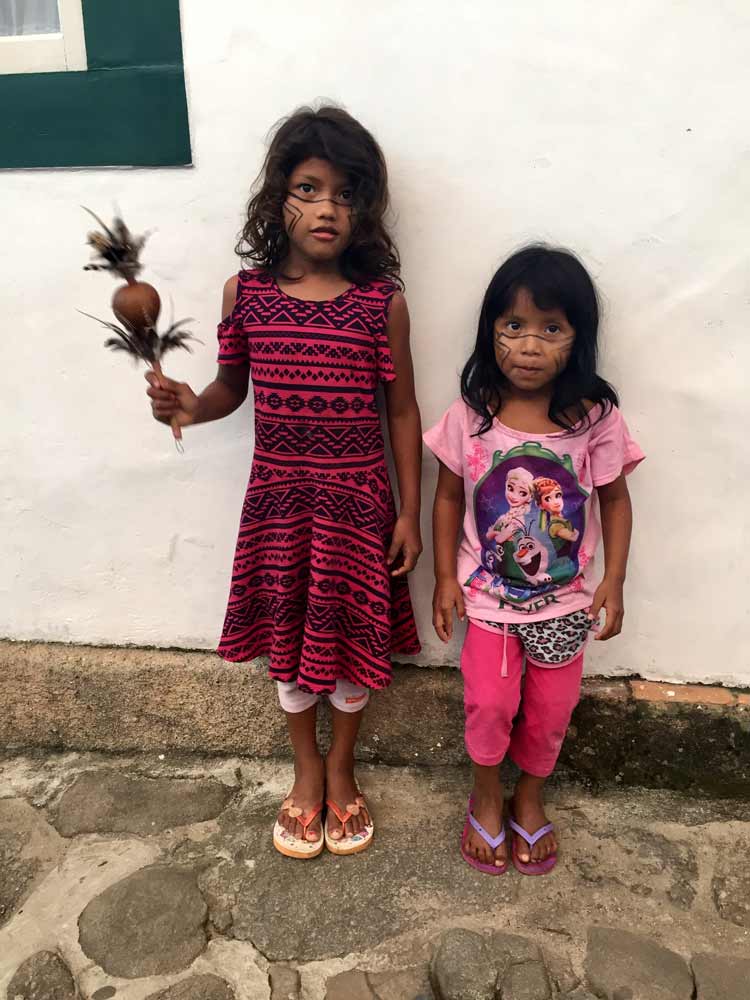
{"left": 277, "top": 679, "right": 370, "bottom": 714}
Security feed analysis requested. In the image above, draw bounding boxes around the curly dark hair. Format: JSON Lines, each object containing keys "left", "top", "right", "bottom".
{"left": 236, "top": 104, "right": 402, "bottom": 288}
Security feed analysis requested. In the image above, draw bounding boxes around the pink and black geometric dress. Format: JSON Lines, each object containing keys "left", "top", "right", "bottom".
{"left": 216, "top": 269, "right": 420, "bottom": 695}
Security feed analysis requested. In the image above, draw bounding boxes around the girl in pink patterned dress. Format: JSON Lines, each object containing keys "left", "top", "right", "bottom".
{"left": 425, "top": 246, "right": 644, "bottom": 876}
{"left": 146, "top": 106, "right": 422, "bottom": 859}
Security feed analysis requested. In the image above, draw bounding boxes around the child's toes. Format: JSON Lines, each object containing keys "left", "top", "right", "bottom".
{"left": 533, "top": 835, "right": 553, "bottom": 862}
{"left": 478, "top": 842, "right": 493, "bottom": 866}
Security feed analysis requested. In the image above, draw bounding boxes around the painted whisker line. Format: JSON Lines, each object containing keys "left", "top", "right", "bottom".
{"left": 283, "top": 201, "right": 303, "bottom": 233}
{"left": 286, "top": 191, "right": 353, "bottom": 207}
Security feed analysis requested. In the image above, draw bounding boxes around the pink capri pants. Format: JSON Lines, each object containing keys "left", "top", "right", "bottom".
{"left": 460, "top": 620, "right": 584, "bottom": 777}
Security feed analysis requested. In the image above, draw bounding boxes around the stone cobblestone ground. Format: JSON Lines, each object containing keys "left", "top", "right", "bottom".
{"left": 1, "top": 752, "right": 749, "bottom": 999}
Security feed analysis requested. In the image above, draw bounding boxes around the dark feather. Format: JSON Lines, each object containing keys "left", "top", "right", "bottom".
{"left": 79, "top": 310, "right": 198, "bottom": 365}
{"left": 159, "top": 318, "right": 200, "bottom": 355}
{"left": 103, "top": 338, "right": 135, "bottom": 352}
{"left": 82, "top": 207, "right": 117, "bottom": 243}
{"left": 82, "top": 207, "right": 147, "bottom": 282}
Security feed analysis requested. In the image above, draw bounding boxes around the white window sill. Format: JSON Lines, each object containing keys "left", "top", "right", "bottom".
{"left": 0, "top": 0, "right": 86, "bottom": 75}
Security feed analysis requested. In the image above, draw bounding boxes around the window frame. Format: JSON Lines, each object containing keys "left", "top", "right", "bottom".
{"left": 0, "top": 0, "right": 190, "bottom": 169}
{"left": 0, "top": 0, "right": 87, "bottom": 75}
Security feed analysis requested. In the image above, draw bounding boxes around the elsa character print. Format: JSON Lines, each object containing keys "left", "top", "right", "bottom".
{"left": 485, "top": 467, "right": 534, "bottom": 570}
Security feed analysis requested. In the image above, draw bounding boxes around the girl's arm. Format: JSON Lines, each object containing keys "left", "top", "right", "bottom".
{"left": 432, "top": 461, "right": 466, "bottom": 642}
{"left": 383, "top": 292, "right": 423, "bottom": 576}
{"left": 147, "top": 276, "right": 250, "bottom": 427}
{"left": 589, "top": 474, "right": 633, "bottom": 640}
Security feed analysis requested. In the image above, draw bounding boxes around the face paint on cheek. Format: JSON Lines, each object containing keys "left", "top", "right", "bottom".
{"left": 551, "top": 337, "right": 574, "bottom": 376}
{"left": 282, "top": 199, "right": 303, "bottom": 235}
{"left": 551, "top": 351, "right": 566, "bottom": 376}
{"left": 493, "top": 332, "right": 512, "bottom": 371}
{"left": 344, "top": 205, "right": 357, "bottom": 242}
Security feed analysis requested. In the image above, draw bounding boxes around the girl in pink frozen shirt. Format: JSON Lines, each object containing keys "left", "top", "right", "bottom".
{"left": 424, "top": 245, "right": 644, "bottom": 876}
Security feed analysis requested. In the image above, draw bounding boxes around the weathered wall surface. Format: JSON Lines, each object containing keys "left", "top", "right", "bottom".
{"left": 2, "top": 2, "right": 748, "bottom": 683}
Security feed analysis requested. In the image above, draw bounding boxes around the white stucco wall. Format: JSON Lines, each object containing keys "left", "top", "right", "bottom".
{"left": 2, "top": 1, "right": 749, "bottom": 685}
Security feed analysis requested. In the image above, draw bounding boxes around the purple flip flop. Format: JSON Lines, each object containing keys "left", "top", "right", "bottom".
{"left": 460, "top": 796, "right": 508, "bottom": 875}
{"left": 508, "top": 816, "right": 557, "bottom": 875}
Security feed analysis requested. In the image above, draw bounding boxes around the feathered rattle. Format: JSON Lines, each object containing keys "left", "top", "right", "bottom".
{"left": 81, "top": 209, "right": 196, "bottom": 452}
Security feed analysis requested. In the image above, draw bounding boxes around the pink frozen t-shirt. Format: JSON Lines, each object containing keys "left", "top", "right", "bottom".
{"left": 423, "top": 400, "right": 644, "bottom": 624}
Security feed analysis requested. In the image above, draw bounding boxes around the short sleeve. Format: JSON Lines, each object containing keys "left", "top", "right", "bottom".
{"left": 589, "top": 405, "right": 645, "bottom": 486}
{"left": 216, "top": 288, "right": 248, "bottom": 366}
{"left": 375, "top": 285, "right": 398, "bottom": 383}
{"left": 423, "top": 399, "right": 466, "bottom": 477}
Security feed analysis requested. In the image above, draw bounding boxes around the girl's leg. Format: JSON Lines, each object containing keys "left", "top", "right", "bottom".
{"left": 277, "top": 682, "right": 325, "bottom": 842}
{"left": 511, "top": 771, "right": 555, "bottom": 864}
{"left": 508, "top": 653, "right": 584, "bottom": 863}
{"left": 467, "top": 761, "right": 508, "bottom": 869}
{"left": 461, "top": 623, "right": 524, "bottom": 868}
{"left": 325, "top": 680, "right": 371, "bottom": 839}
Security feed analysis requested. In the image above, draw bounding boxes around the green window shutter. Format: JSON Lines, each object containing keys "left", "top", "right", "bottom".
{"left": 0, "top": 0, "right": 191, "bottom": 169}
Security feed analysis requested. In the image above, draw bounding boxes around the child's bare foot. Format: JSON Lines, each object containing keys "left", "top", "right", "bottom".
{"left": 325, "top": 752, "right": 370, "bottom": 840}
{"left": 463, "top": 781, "right": 507, "bottom": 869}
{"left": 511, "top": 773, "right": 557, "bottom": 864}
{"left": 278, "top": 753, "right": 325, "bottom": 842}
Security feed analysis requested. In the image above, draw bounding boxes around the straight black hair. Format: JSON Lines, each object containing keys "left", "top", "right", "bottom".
{"left": 461, "top": 244, "right": 619, "bottom": 434}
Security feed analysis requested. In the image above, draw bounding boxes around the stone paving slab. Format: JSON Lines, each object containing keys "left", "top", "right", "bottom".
{"left": 323, "top": 970, "right": 378, "bottom": 999}
{"left": 6, "top": 950, "right": 77, "bottom": 1000}
{"left": 711, "top": 841, "right": 750, "bottom": 929}
{"left": 367, "top": 965, "right": 432, "bottom": 1000}
{"left": 0, "top": 796, "right": 65, "bottom": 928}
{"left": 54, "top": 771, "right": 236, "bottom": 837}
{"left": 78, "top": 865, "right": 208, "bottom": 978}
{"left": 268, "top": 965, "right": 300, "bottom": 1000}
{"left": 0, "top": 753, "right": 749, "bottom": 1000}
{"left": 430, "top": 928, "right": 497, "bottom": 999}
{"left": 691, "top": 951, "right": 750, "bottom": 1000}
{"left": 145, "top": 974, "right": 236, "bottom": 1000}
{"left": 585, "top": 926, "right": 694, "bottom": 999}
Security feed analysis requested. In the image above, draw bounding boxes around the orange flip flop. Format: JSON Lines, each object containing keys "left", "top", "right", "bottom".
{"left": 273, "top": 797, "right": 324, "bottom": 859}
{"left": 324, "top": 795, "right": 374, "bottom": 855}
